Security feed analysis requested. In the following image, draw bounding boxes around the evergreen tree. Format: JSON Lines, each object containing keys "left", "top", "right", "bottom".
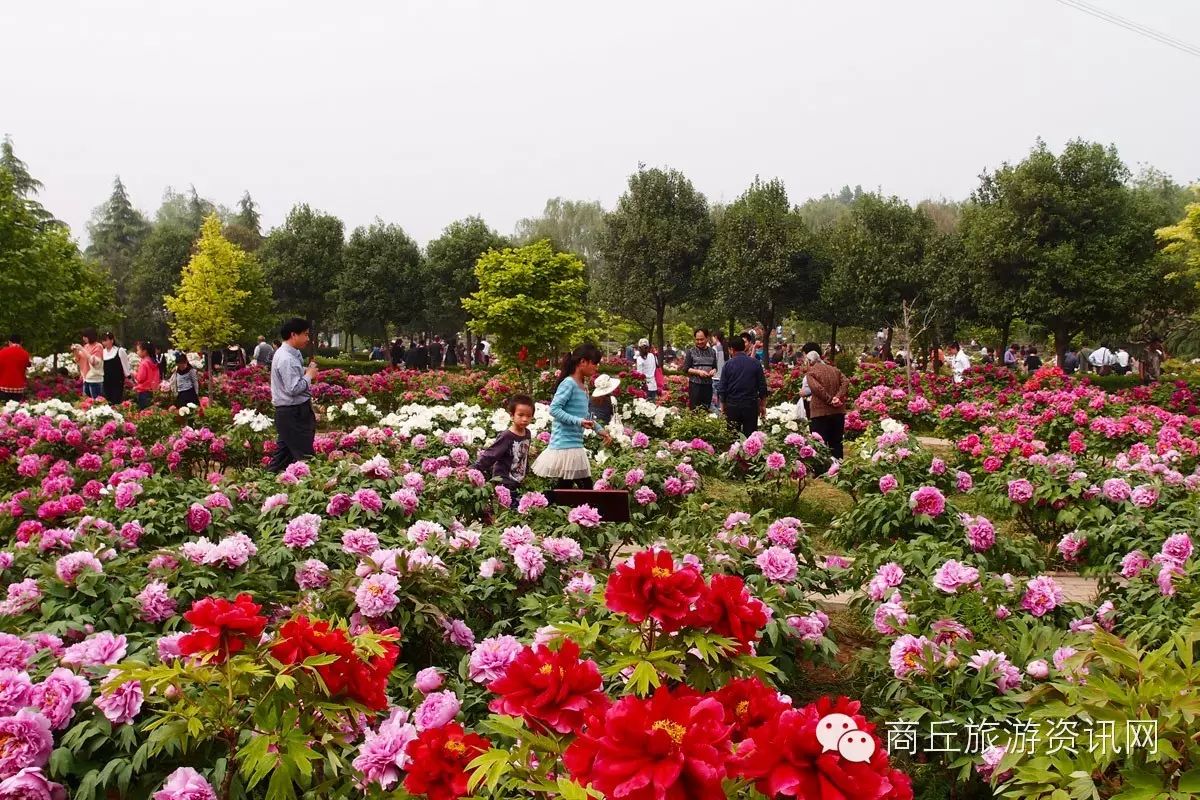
{"left": 86, "top": 176, "right": 152, "bottom": 338}
{"left": 225, "top": 191, "right": 263, "bottom": 252}
{"left": 0, "top": 134, "right": 60, "bottom": 228}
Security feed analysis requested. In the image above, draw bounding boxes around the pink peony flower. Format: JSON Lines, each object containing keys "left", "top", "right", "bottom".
{"left": 1056, "top": 532, "right": 1087, "bottom": 564}
{"left": 867, "top": 563, "right": 905, "bottom": 601}
{"left": 889, "top": 634, "right": 935, "bottom": 679}
{"left": 1021, "top": 576, "right": 1064, "bottom": 617}
{"left": 566, "top": 571, "right": 596, "bottom": 595}
{"left": 352, "top": 708, "right": 417, "bottom": 790}
{"left": 413, "top": 690, "right": 460, "bottom": 730}
{"left": 962, "top": 515, "right": 995, "bottom": 552}
{"left": 94, "top": 670, "right": 143, "bottom": 725}
{"left": 955, "top": 470, "right": 974, "bottom": 493}
{"left": 414, "top": 668, "right": 443, "bottom": 694}
{"left": 27, "top": 669, "right": 89, "bottom": 729}
{"left": 478, "top": 557, "right": 504, "bottom": 579}
{"left": 1157, "top": 562, "right": 1183, "bottom": 596}
{"left": 1120, "top": 549, "right": 1151, "bottom": 578}
{"left": 908, "top": 486, "right": 946, "bottom": 517}
{"left": 442, "top": 618, "right": 475, "bottom": 648}
{"left": 1007, "top": 479, "right": 1034, "bottom": 504}
{"left": 932, "top": 560, "right": 979, "bottom": 593}
{"left": 755, "top": 546, "right": 798, "bottom": 583}
{"left": 1102, "top": 478, "right": 1131, "bottom": 503}
{"left": 786, "top": 610, "right": 829, "bottom": 642}
{"left": 355, "top": 573, "right": 400, "bottom": 617}
{"left": 634, "top": 486, "right": 657, "bottom": 506}
{"left": 567, "top": 504, "right": 601, "bottom": 527}
{"left": 0, "top": 710, "right": 54, "bottom": 779}
{"left": 341, "top": 528, "right": 379, "bottom": 556}
{"left": 282, "top": 513, "right": 321, "bottom": 549}
{"left": 295, "top": 559, "right": 331, "bottom": 590}
{"left": 260, "top": 493, "right": 289, "bottom": 514}
{"left": 517, "top": 492, "right": 548, "bottom": 515}
{"left": 1025, "top": 659, "right": 1049, "bottom": 679}
{"left": 0, "top": 767, "right": 66, "bottom": 800}
{"left": 185, "top": 504, "right": 211, "bottom": 533}
{"left": 541, "top": 536, "right": 583, "bottom": 563}
{"left": 878, "top": 474, "right": 898, "bottom": 494}
{"left": 0, "top": 670, "right": 32, "bottom": 716}
{"left": 512, "top": 544, "right": 546, "bottom": 581}
{"left": 352, "top": 488, "right": 384, "bottom": 514}
{"left": 54, "top": 551, "right": 102, "bottom": 585}
{"left": 468, "top": 635, "right": 523, "bottom": 683}
{"left": 765, "top": 452, "right": 786, "bottom": 471}
{"left": 137, "top": 581, "right": 177, "bottom": 624}
{"left": 1161, "top": 533, "right": 1193, "bottom": 564}
{"left": 152, "top": 767, "right": 217, "bottom": 800}
{"left": 61, "top": 631, "right": 127, "bottom": 667}
{"left": 1130, "top": 484, "right": 1159, "bottom": 509}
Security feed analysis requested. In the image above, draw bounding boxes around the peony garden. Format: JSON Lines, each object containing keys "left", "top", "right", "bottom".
{"left": 2, "top": 358, "right": 1199, "bottom": 800}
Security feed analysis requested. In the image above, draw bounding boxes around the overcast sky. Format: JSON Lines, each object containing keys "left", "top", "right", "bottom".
{"left": 4, "top": 0, "right": 1198, "bottom": 247}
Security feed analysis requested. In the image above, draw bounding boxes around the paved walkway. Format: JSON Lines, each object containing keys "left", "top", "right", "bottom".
{"left": 810, "top": 573, "right": 1099, "bottom": 608}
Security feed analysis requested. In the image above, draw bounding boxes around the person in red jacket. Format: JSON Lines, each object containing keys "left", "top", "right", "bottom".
{"left": 133, "top": 341, "right": 161, "bottom": 410}
{"left": 0, "top": 334, "right": 31, "bottom": 404}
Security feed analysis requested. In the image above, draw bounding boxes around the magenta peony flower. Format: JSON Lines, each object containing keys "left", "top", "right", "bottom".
{"left": 0, "top": 670, "right": 32, "bottom": 716}
{"left": 955, "top": 470, "right": 974, "bottom": 492}
{"left": 932, "top": 560, "right": 979, "bottom": 593}
{"left": 1157, "top": 562, "right": 1183, "bottom": 596}
{"left": 341, "top": 528, "right": 379, "bottom": 556}
{"left": 542, "top": 536, "right": 583, "bottom": 563}
{"left": 468, "top": 635, "right": 523, "bottom": 684}
{"left": 352, "top": 488, "right": 384, "bottom": 514}
{"left": 1130, "top": 484, "right": 1158, "bottom": 509}
{"left": 0, "top": 710, "right": 54, "bottom": 780}
{"left": 442, "top": 618, "right": 475, "bottom": 648}
{"left": 414, "top": 668, "right": 443, "bottom": 694}
{"left": 634, "top": 486, "right": 657, "bottom": 506}
{"left": 1120, "top": 549, "right": 1151, "bottom": 578}
{"left": 282, "top": 513, "right": 321, "bottom": 549}
{"left": 785, "top": 610, "right": 829, "bottom": 642}
{"left": 889, "top": 634, "right": 935, "bottom": 679}
{"left": 517, "top": 492, "right": 549, "bottom": 515}
{"left": 755, "top": 546, "right": 798, "bottom": 583}
{"left": 1056, "top": 532, "right": 1087, "bottom": 564}
{"left": 1007, "top": 479, "right": 1034, "bottom": 504}
{"left": 765, "top": 452, "right": 786, "bottom": 471}
{"left": 867, "top": 562, "right": 905, "bottom": 601}
{"left": 94, "top": 670, "right": 143, "bottom": 725}
{"left": 1021, "top": 576, "right": 1064, "bottom": 617}
{"left": 413, "top": 690, "right": 461, "bottom": 730}
{"left": 325, "top": 493, "right": 353, "bottom": 517}
{"left": 1101, "top": 478, "right": 1132, "bottom": 503}
{"left": 878, "top": 474, "right": 898, "bottom": 494}
{"left": 185, "top": 503, "right": 211, "bottom": 533}
{"left": 766, "top": 518, "right": 802, "bottom": 549}
{"left": 1161, "top": 533, "right": 1193, "bottom": 564}
{"left": 137, "top": 581, "right": 177, "bottom": 624}
{"left": 908, "top": 486, "right": 946, "bottom": 517}
{"left": 152, "top": 767, "right": 217, "bottom": 800}
{"left": 0, "top": 635, "right": 35, "bottom": 671}
{"left": 567, "top": 504, "right": 601, "bottom": 528}
{"left": 962, "top": 515, "right": 995, "bottom": 552}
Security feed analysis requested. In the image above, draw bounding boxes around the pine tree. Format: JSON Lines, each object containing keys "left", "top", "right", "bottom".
{"left": 225, "top": 191, "right": 264, "bottom": 252}
{"left": 0, "top": 134, "right": 60, "bottom": 228}
{"left": 87, "top": 176, "right": 152, "bottom": 337}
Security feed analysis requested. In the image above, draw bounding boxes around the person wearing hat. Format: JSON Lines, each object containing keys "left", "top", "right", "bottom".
{"left": 634, "top": 339, "right": 658, "bottom": 401}
{"left": 590, "top": 373, "right": 620, "bottom": 426}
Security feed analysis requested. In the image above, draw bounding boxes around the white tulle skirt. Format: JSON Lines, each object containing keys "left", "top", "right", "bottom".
{"left": 532, "top": 448, "right": 592, "bottom": 480}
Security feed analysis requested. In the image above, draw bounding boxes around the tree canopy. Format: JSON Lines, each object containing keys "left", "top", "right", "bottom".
{"left": 424, "top": 217, "right": 510, "bottom": 340}
{"left": 259, "top": 204, "right": 345, "bottom": 339}
{"left": 332, "top": 221, "right": 424, "bottom": 340}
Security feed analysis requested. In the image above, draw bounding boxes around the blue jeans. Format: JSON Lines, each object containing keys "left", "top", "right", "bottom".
{"left": 711, "top": 379, "right": 722, "bottom": 411}
{"left": 82, "top": 382, "right": 103, "bottom": 399}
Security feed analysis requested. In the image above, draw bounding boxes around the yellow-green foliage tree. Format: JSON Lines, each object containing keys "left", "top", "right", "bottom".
{"left": 461, "top": 239, "right": 586, "bottom": 366}
{"left": 1158, "top": 188, "right": 1200, "bottom": 286}
{"left": 165, "top": 214, "right": 251, "bottom": 379}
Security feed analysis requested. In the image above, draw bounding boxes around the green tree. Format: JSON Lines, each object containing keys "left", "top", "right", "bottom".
{"left": 332, "top": 221, "right": 424, "bottom": 342}
{"left": 825, "top": 193, "right": 935, "bottom": 353}
{"left": 86, "top": 176, "right": 152, "bottom": 339}
{"left": 703, "top": 177, "right": 815, "bottom": 344}
{"left": 964, "top": 139, "right": 1166, "bottom": 362}
{"left": 0, "top": 169, "right": 113, "bottom": 354}
{"left": 462, "top": 240, "right": 586, "bottom": 365}
{"left": 1, "top": 135, "right": 59, "bottom": 228}
{"left": 515, "top": 198, "right": 606, "bottom": 268}
{"left": 597, "top": 166, "right": 713, "bottom": 350}
{"left": 259, "top": 203, "right": 344, "bottom": 344}
{"left": 795, "top": 185, "right": 864, "bottom": 230}
{"left": 224, "top": 191, "right": 263, "bottom": 252}
{"left": 423, "top": 216, "right": 510, "bottom": 340}
{"left": 165, "top": 215, "right": 255, "bottom": 378}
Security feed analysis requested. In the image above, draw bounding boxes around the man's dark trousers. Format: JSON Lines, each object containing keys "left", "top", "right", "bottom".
{"left": 269, "top": 401, "right": 316, "bottom": 472}
{"left": 724, "top": 404, "right": 758, "bottom": 437}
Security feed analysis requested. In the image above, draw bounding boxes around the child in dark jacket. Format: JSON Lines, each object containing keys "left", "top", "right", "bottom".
{"left": 474, "top": 394, "right": 534, "bottom": 492}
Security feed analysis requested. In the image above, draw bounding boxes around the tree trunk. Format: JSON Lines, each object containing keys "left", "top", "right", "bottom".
{"left": 998, "top": 316, "right": 1012, "bottom": 365}
{"left": 883, "top": 327, "right": 894, "bottom": 361}
{"left": 728, "top": 317, "right": 736, "bottom": 340}
{"left": 655, "top": 300, "right": 666, "bottom": 354}
{"left": 1053, "top": 324, "right": 1071, "bottom": 369}
{"left": 762, "top": 309, "right": 775, "bottom": 362}
{"left": 829, "top": 322, "right": 838, "bottom": 354}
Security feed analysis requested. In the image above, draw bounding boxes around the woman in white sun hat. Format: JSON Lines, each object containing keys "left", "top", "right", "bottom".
{"left": 589, "top": 373, "right": 620, "bottom": 426}
{"left": 634, "top": 338, "right": 658, "bottom": 401}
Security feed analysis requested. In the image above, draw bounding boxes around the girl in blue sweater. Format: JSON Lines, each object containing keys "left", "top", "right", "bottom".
{"left": 532, "top": 343, "right": 607, "bottom": 489}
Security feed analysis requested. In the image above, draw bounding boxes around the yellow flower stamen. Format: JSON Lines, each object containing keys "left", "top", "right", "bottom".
{"left": 445, "top": 740, "right": 467, "bottom": 755}
{"left": 651, "top": 719, "right": 686, "bottom": 744}
{"left": 651, "top": 567, "right": 671, "bottom": 579}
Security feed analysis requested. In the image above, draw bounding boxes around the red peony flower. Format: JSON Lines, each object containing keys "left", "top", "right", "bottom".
{"left": 712, "top": 676, "right": 788, "bottom": 742}
{"left": 564, "top": 685, "right": 731, "bottom": 800}
{"left": 604, "top": 549, "right": 706, "bottom": 632}
{"left": 487, "top": 639, "right": 608, "bottom": 734}
{"left": 179, "top": 593, "right": 268, "bottom": 662}
{"left": 271, "top": 616, "right": 399, "bottom": 710}
{"left": 730, "top": 696, "right": 914, "bottom": 800}
{"left": 403, "top": 722, "right": 491, "bottom": 800}
{"left": 690, "top": 574, "right": 770, "bottom": 653}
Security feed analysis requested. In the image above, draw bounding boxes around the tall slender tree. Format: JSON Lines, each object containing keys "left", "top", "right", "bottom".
{"left": 225, "top": 191, "right": 263, "bottom": 252}
{"left": 86, "top": 177, "right": 152, "bottom": 339}
{"left": 424, "top": 217, "right": 510, "bottom": 342}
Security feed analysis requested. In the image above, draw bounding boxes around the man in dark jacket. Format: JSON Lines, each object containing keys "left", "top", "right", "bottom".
{"left": 719, "top": 335, "right": 767, "bottom": 436}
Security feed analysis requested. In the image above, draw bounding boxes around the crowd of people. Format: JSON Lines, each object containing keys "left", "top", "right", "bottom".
{"left": 380, "top": 336, "right": 489, "bottom": 370}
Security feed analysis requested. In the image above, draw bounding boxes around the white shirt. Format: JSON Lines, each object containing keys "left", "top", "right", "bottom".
{"left": 481, "top": 340, "right": 491, "bottom": 356}
{"left": 635, "top": 353, "right": 658, "bottom": 391}
{"left": 1116, "top": 349, "right": 1130, "bottom": 368}
{"left": 950, "top": 350, "right": 971, "bottom": 383}
{"left": 1089, "top": 347, "right": 1116, "bottom": 367}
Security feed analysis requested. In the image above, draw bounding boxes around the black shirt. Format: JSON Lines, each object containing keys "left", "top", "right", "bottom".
{"left": 720, "top": 353, "right": 767, "bottom": 407}
{"left": 683, "top": 346, "right": 717, "bottom": 385}
{"left": 474, "top": 429, "right": 531, "bottom": 488}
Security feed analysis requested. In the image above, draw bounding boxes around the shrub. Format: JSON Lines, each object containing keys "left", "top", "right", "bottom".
{"left": 667, "top": 410, "right": 737, "bottom": 452}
